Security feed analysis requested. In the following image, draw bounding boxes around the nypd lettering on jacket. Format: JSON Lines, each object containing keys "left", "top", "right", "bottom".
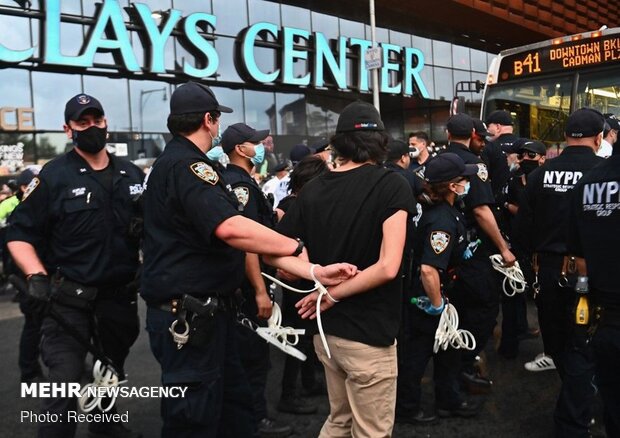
{"left": 582, "top": 181, "right": 620, "bottom": 216}
{"left": 543, "top": 170, "right": 583, "bottom": 192}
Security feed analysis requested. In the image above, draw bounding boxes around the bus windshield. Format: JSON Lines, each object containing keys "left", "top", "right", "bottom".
{"left": 482, "top": 75, "right": 572, "bottom": 145}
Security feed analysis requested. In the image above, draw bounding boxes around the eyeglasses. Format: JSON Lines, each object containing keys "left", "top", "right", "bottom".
{"left": 517, "top": 151, "right": 539, "bottom": 160}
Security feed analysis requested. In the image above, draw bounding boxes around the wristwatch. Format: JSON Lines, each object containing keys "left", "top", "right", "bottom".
{"left": 291, "top": 238, "right": 305, "bottom": 257}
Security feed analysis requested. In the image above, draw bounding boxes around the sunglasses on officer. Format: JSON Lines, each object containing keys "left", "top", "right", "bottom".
{"left": 517, "top": 151, "right": 539, "bottom": 160}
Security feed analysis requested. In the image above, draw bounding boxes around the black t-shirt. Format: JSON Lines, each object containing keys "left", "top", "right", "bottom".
{"left": 515, "top": 146, "right": 603, "bottom": 255}
{"left": 141, "top": 136, "right": 244, "bottom": 303}
{"left": 277, "top": 195, "right": 295, "bottom": 214}
{"left": 568, "top": 155, "right": 620, "bottom": 307}
{"left": 277, "top": 164, "right": 416, "bottom": 346}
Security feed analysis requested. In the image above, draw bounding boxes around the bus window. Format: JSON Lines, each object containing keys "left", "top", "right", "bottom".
{"left": 575, "top": 70, "right": 620, "bottom": 117}
{"left": 482, "top": 76, "right": 572, "bottom": 145}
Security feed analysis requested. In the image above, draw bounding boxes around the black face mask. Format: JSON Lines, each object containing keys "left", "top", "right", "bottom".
{"left": 520, "top": 160, "right": 539, "bottom": 175}
{"left": 72, "top": 125, "right": 107, "bottom": 154}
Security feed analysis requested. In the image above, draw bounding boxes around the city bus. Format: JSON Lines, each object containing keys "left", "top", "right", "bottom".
{"left": 480, "top": 26, "right": 620, "bottom": 152}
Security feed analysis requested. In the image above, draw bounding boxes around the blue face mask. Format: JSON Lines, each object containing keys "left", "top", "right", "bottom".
{"left": 457, "top": 181, "right": 471, "bottom": 200}
{"left": 211, "top": 124, "right": 222, "bottom": 148}
{"left": 251, "top": 143, "right": 265, "bottom": 166}
{"left": 206, "top": 145, "right": 223, "bottom": 162}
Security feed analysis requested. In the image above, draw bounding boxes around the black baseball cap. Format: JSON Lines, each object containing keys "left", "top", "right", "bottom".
{"left": 336, "top": 101, "right": 385, "bottom": 133}
{"left": 386, "top": 139, "right": 410, "bottom": 161}
{"left": 424, "top": 153, "right": 478, "bottom": 183}
{"left": 221, "top": 123, "right": 269, "bottom": 153}
{"left": 565, "top": 108, "right": 605, "bottom": 138}
{"left": 170, "top": 81, "right": 233, "bottom": 116}
{"left": 447, "top": 113, "right": 474, "bottom": 137}
{"left": 311, "top": 138, "right": 330, "bottom": 153}
{"left": 472, "top": 118, "right": 490, "bottom": 137}
{"left": 290, "top": 144, "right": 312, "bottom": 164}
{"left": 16, "top": 168, "right": 35, "bottom": 187}
{"left": 64, "top": 94, "right": 104, "bottom": 124}
{"left": 272, "top": 161, "right": 291, "bottom": 173}
{"left": 518, "top": 140, "right": 546, "bottom": 156}
{"left": 604, "top": 113, "right": 620, "bottom": 131}
{"left": 485, "top": 110, "right": 513, "bottom": 126}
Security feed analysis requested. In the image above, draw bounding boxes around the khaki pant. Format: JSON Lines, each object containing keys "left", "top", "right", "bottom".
{"left": 314, "top": 335, "right": 397, "bottom": 438}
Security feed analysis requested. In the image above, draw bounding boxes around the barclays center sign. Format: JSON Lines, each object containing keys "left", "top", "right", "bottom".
{"left": 0, "top": 0, "right": 429, "bottom": 98}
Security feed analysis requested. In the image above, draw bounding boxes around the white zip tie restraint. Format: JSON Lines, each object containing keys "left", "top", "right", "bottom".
{"left": 239, "top": 302, "right": 307, "bottom": 361}
{"left": 262, "top": 264, "right": 334, "bottom": 358}
{"left": 433, "top": 303, "right": 476, "bottom": 354}
{"left": 489, "top": 254, "right": 527, "bottom": 297}
{"left": 78, "top": 360, "right": 127, "bottom": 413}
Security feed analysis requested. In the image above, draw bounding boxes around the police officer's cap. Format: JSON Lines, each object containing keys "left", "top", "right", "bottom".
{"left": 518, "top": 140, "right": 546, "bottom": 156}
{"left": 336, "top": 101, "right": 385, "bottom": 133}
{"left": 472, "top": 118, "right": 490, "bottom": 137}
{"left": 446, "top": 113, "right": 474, "bottom": 137}
{"left": 311, "top": 138, "right": 330, "bottom": 153}
{"left": 16, "top": 169, "right": 35, "bottom": 187}
{"left": 64, "top": 94, "right": 104, "bottom": 124}
{"left": 565, "top": 108, "right": 605, "bottom": 138}
{"left": 424, "top": 153, "right": 478, "bottom": 183}
{"left": 386, "top": 139, "right": 410, "bottom": 161}
{"left": 604, "top": 113, "right": 620, "bottom": 131}
{"left": 485, "top": 110, "right": 514, "bottom": 126}
{"left": 290, "top": 144, "right": 312, "bottom": 164}
{"left": 170, "top": 81, "right": 233, "bottom": 116}
{"left": 221, "top": 123, "right": 269, "bottom": 153}
{"left": 272, "top": 161, "right": 290, "bottom": 173}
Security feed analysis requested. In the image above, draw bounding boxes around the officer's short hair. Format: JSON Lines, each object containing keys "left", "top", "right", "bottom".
{"left": 330, "top": 130, "right": 389, "bottom": 164}
{"left": 167, "top": 111, "right": 220, "bottom": 136}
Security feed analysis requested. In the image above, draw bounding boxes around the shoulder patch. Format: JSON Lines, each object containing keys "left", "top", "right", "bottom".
{"left": 190, "top": 162, "right": 219, "bottom": 185}
{"left": 476, "top": 163, "right": 488, "bottom": 182}
{"left": 430, "top": 231, "right": 451, "bottom": 255}
{"left": 233, "top": 186, "right": 250, "bottom": 207}
{"left": 22, "top": 177, "right": 40, "bottom": 202}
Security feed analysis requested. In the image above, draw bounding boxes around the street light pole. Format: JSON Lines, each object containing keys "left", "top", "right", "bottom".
{"left": 369, "top": 0, "right": 380, "bottom": 113}
{"left": 139, "top": 87, "right": 167, "bottom": 157}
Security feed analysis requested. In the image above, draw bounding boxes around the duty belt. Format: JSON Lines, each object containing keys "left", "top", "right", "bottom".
{"left": 149, "top": 295, "right": 233, "bottom": 314}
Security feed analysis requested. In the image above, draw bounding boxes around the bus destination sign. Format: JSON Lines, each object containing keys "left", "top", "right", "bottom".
{"left": 498, "top": 33, "right": 620, "bottom": 81}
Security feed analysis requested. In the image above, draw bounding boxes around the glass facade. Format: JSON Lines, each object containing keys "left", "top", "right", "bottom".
{"left": 0, "top": 0, "right": 495, "bottom": 173}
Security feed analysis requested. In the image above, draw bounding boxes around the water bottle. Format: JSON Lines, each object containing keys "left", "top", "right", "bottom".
{"left": 410, "top": 296, "right": 432, "bottom": 310}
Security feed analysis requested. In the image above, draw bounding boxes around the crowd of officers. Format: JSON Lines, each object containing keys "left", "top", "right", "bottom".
{"left": 3, "top": 80, "right": 619, "bottom": 438}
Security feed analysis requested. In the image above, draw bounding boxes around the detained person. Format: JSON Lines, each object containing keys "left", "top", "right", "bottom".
{"left": 270, "top": 101, "right": 416, "bottom": 437}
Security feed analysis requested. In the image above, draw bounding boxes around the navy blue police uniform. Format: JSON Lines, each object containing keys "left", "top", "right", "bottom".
{"left": 568, "top": 154, "right": 620, "bottom": 438}
{"left": 7, "top": 149, "right": 144, "bottom": 438}
{"left": 441, "top": 138, "right": 501, "bottom": 375}
{"left": 396, "top": 200, "right": 469, "bottom": 420}
{"left": 141, "top": 134, "right": 255, "bottom": 437}
{"left": 516, "top": 108, "right": 604, "bottom": 437}
{"left": 221, "top": 162, "right": 276, "bottom": 427}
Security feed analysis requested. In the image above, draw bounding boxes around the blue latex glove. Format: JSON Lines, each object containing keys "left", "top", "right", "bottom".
{"left": 463, "top": 239, "right": 481, "bottom": 260}
{"left": 424, "top": 297, "right": 445, "bottom": 315}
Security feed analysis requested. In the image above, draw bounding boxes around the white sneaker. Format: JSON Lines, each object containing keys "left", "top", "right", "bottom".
{"left": 524, "top": 353, "right": 556, "bottom": 372}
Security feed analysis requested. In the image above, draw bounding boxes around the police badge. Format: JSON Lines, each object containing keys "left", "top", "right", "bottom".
{"left": 477, "top": 163, "right": 488, "bottom": 182}
{"left": 430, "top": 231, "right": 451, "bottom": 254}
{"left": 190, "top": 162, "right": 219, "bottom": 185}
{"left": 233, "top": 186, "right": 250, "bottom": 207}
{"left": 22, "top": 177, "right": 40, "bottom": 201}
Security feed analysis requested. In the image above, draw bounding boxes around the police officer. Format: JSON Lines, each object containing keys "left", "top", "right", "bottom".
{"left": 140, "top": 81, "right": 355, "bottom": 438}
{"left": 7, "top": 94, "right": 144, "bottom": 438}
{"left": 220, "top": 123, "right": 292, "bottom": 437}
{"left": 396, "top": 153, "right": 480, "bottom": 423}
{"left": 441, "top": 114, "right": 516, "bottom": 390}
{"left": 568, "top": 143, "right": 620, "bottom": 438}
{"left": 515, "top": 108, "right": 604, "bottom": 437}
{"left": 485, "top": 109, "right": 517, "bottom": 183}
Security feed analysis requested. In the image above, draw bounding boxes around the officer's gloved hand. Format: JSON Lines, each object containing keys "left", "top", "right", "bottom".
{"left": 27, "top": 274, "right": 51, "bottom": 302}
{"left": 424, "top": 297, "right": 445, "bottom": 316}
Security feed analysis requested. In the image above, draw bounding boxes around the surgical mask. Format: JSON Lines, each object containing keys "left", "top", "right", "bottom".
{"left": 456, "top": 181, "right": 470, "bottom": 200}
{"left": 72, "top": 125, "right": 107, "bottom": 154}
{"left": 251, "top": 143, "right": 265, "bottom": 166}
{"left": 520, "top": 160, "right": 539, "bottom": 175}
{"left": 206, "top": 145, "right": 224, "bottom": 162}
{"left": 210, "top": 124, "right": 222, "bottom": 148}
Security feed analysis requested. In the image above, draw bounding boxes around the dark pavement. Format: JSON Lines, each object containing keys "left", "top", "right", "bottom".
{"left": 0, "top": 291, "right": 606, "bottom": 438}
